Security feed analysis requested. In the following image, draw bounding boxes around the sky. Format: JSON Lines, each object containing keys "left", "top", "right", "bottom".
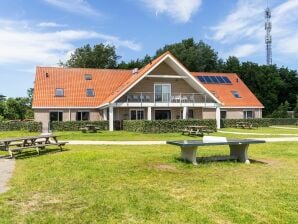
{"left": 0, "top": 0, "right": 297, "bottom": 97}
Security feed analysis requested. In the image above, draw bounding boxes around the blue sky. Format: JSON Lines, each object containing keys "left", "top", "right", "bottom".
{"left": 0, "top": 0, "right": 297, "bottom": 97}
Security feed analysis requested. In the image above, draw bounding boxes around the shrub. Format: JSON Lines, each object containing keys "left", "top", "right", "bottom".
{"left": 51, "top": 121, "right": 109, "bottom": 131}
{"left": 123, "top": 119, "right": 216, "bottom": 133}
{"left": 0, "top": 121, "right": 42, "bottom": 132}
{"left": 221, "top": 118, "right": 298, "bottom": 128}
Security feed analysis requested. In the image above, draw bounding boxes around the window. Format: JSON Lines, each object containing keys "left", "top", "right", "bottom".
{"left": 232, "top": 91, "right": 241, "bottom": 98}
{"left": 55, "top": 88, "right": 64, "bottom": 97}
{"left": 154, "top": 83, "right": 171, "bottom": 102}
{"left": 49, "top": 111, "right": 63, "bottom": 122}
{"left": 155, "top": 110, "right": 171, "bottom": 120}
{"left": 76, "top": 111, "right": 90, "bottom": 121}
{"left": 85, "top": 74, "right": 92, "bottom": 80}
{"left": 220, "top": 110, "right": 227, "bottom": 119}
{"left": 244, "top": 110, "right": 254, "bottom": 119}
{"left": 130, "top": 109, "right": 144, "bottom": 120}
{"left": 86, "top": 89, "right": 95, "bottom": 97}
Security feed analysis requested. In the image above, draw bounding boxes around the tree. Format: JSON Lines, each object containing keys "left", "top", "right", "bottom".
{"left": 60, "top": 44, "right": 119, "bottom": 69}
{"left": 118, "top": 55, "right": 152, "bottom": 69}
{"left": 271, "top": 101, "right": 290, "bottom": 118}
{"left": 5, "top": 98, "right": 31, "bottom": 120}
{"left": 294, "top": 96, "right": 298, "bottom": 118}
{"left": 154, "top": 38, "right": 219, "bottom": 72}
{"left": 27, "top": 88, "right": 34, "bottom": 107}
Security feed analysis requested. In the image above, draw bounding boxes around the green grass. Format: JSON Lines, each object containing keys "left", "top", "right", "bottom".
{"left": 0, "top": 142, "right": 297, "bottom": 223}
{"left": 220, "top": 127, "right": 298, "bottom": 135}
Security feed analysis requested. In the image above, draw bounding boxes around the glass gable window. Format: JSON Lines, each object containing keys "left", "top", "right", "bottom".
{"left": 86, "top": 89, "right": 95, "bottom": 97}
{"left": 244, "top": 110, "right": 254, "bottom": 119}
{"left": 55, "top": 88, "right": 64, "bottom": 97}
{"left": 76, "top": 111, "right": 90, "bottom": 121}
{"left": 154, "top": 83, "right": 171, "bottom": 102}
{"left": 49, "top": 111, "right": 63, "bottom": 122}
{"left": 130, "top": 109, "right": 144, "bottom": 120}
{"left": 232, "top": 91, "right": 241, "bottom": 98}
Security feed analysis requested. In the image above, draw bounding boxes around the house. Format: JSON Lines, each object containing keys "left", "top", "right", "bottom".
{"left": 32, "top": 51, "right": 264, "bottom": 131}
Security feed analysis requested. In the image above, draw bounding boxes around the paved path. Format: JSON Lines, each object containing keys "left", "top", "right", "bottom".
{"left": 68, "top": 140, "right": 167, "bottom": 145}
{"left": 0, "top": 158, "right": 15, "bottom": 194}
{"left": 218, "top": 130, "right": 298, "bottom": 136}
{"left": 67, "top": 137, "right": 298, "bottom": 145}
{"left": 270, "top": 126, "right": 298, "bottom": 130}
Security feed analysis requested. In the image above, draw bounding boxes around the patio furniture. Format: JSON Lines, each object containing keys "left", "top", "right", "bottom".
{"left": 0, "top": 134, "right": 68, "bottom": 158}
{"left": 167, "top": 137, "right": 265, "bottom": 165}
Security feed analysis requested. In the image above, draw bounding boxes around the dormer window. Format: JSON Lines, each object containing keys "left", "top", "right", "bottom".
{"left": 85, "top": 74, "right": 92, "bottom": 80}
{"left": 232, "top": 91, "right": 241, "bottom": 98}
{"left": 55, "top": 88, "right": 64, "bottom": 97}
{"left": 86, "top": 88, "right": 95, "bottom": 97}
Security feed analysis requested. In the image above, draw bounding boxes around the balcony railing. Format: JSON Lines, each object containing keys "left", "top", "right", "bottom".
{"left": 120, "top": 92, "right": 212, "bottom": 104}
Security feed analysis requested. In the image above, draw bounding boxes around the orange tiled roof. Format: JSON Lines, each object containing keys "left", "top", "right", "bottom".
{"left": 191, "top": 72, "right": 264, "bottom": 107}
{"left": 32, "top": 67, "right": 132, "bottom": 107}
{"left": 32, "top": 52, "right": 263, "bottom": 108}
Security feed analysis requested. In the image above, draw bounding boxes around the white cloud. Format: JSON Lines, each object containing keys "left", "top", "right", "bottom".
{"left": 141, "top": 0, "right": 202, "bottom": 23}
{"left": 226, "top": 44, "right": 260, "bottom": 58}
{"left": 38, "top": 22, "right": 67, "bottom": 28}
{"left": 209, "top": 0, "right": 298, "bottom": 60}
{"left": 44, "top": 0, "right": 100, "bottom": 16}
{"left": 0, "top": 19, "right": 141, "bottom": 65}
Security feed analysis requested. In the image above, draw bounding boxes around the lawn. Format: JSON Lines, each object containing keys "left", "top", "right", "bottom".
{"left": 0, "top": 142, "right": 297, "bottom": 223}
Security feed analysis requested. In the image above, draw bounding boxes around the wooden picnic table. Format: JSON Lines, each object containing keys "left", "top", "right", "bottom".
{"left": 167, "top": 138, "right": 265, "bottom": 165}
{"left": 0, "top": 134, "right": 68, "bottom": 158}
{"left": 182, "top": 125, "right": 213, "bottom": 136}
{"left": 80, "top": 124, "right": 100, "bottom": 133}
{"left": 235, "top": 122, "right": 253, "bottom": 129}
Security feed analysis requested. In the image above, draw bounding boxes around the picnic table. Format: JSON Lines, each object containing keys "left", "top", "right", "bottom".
{"left": 182, "top": 125, "right": 213, "bottom": 136}
{"left": 167, "top": 138, "right": 265, "bottom": 165}
{"left": 235, "top": 122, "right": 253, "bottom": 129}
{"left": 80, "top": 124, "right": 100, "bottom": 133}
{"left": 0, "top": 134, "right": 68, "bottom": 158}
{"left": 79, "top": 124, "right": 100, "bottom": 133}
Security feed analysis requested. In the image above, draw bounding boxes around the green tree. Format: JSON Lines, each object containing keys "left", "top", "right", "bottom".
{"left": 294, "top": 96, "right": 298, "bottom": 118}
{"left": 60, "top": 44, "right": 119, "bottom": 68}
{"left": 5, "top": 98, "right": 31, "bottom": 120}
{"left": 118, "top": 55, "right": 152, "bottom": 69}
{"left": 155, "top": 38, "right": 219, "bottom": 72}
{"left": 271, "top": 101, "right": 290, "bottom": 118}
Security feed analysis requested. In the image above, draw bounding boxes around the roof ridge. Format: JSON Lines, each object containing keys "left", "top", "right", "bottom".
{"left": 36, "top": 66, "right": 133, "bottom": 72}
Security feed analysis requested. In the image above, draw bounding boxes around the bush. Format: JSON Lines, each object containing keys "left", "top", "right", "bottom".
{"left": 221, "top": 118, "right": 298, "bottom": 128}
{"left": 51, "top": 121, "right": 109, "bottom": 131}
{"left": 123, "top": 119, "right": 216, "bottom": 133}
{"left": 0, "top": 121, "right": 42, "bottom": 132}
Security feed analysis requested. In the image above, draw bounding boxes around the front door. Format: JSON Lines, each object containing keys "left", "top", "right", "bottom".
{"left": 155, "top": 110, "right": 171, "bottom": 120}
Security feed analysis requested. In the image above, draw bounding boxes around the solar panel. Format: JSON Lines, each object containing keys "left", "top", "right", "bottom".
{"left": 204, "top": 76, "right": 212, "bottom": 83}
{"left": 197, "top": 76, "right": 205, "bottom": 83}
{"left": 216, "top": 76, "right": 224, "bottom": 83}
{"left": 210, "top": 76, "right": 219, "bottom": 83}
{"left": 222, "top": 76, "right": 231, "bottom": 84}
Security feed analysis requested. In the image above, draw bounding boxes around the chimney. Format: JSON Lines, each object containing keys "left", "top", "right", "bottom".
{"left": 132, "top": 68, "right": 139, "bottom": 75}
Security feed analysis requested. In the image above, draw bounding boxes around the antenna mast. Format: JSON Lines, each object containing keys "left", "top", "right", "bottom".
{"left": 265, "top": 1, "right": 272, "bottom": 65}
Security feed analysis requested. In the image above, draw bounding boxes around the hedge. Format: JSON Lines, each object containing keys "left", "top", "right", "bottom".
{"left": 0, "top": 121, "right": 42, "bottom": 132}
{"left": 123, "top": 119, "right": 216, "bottom": 133}
{"left": 221, "top": 118, "right": 298, "bottom": 128}
{"left": 51, "top": 121, "right": 109, "bottom": 131}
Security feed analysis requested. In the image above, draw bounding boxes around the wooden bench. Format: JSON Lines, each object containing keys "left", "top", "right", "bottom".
{"left": 80, "top": 126, "right": 100, "bottom": 133}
